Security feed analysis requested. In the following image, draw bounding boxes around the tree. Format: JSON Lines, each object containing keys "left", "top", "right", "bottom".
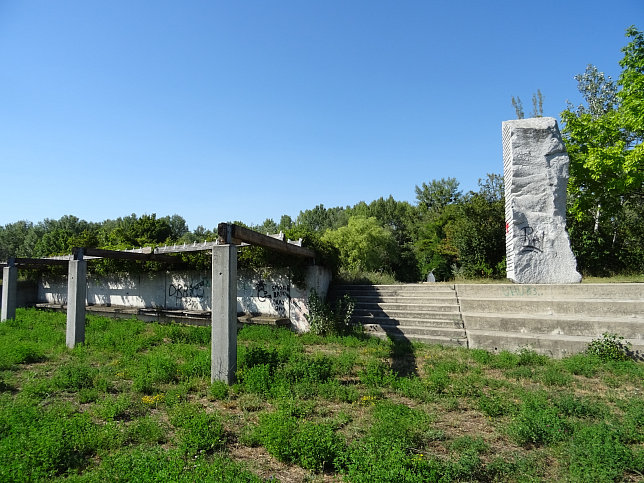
{"left": 561, "top": 26, "right": 644, "bottom": 275}
{"left": 414, "top": 178, "right": 462, "bottom": 213}
{"left": 296, "top": 204, "right": 348, "bottom": 232}
{"left": 321, "top": 216, "right": 398, "bottom": 273}
{"left": 348, "top": 196, "right": 420, "bottom": 281}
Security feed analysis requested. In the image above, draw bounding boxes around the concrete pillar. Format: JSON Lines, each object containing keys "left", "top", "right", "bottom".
{"left": 66, "top": 259, "right": 87, "bottom": 348}
{"left": 1, "top": 262, "right": 18, "bottom": 321}
{"left": 211, "top": 244, "right": 237, "bottom": 384}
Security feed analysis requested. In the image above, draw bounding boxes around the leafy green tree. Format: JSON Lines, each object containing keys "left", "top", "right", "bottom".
{"left": 254, "top": 218, "right": 279, "bottom": 234}
{"left": 296, "top": 204, "right": 348, "bottom": 232}
{"left": 0, "top": 221, "right": 36, "bottom": 260}
{"left": 321, "top": 216, "right": 398, "bottom": 273}
{"left": 414, "top": 177, "right": 462, "bottom": 213}
{"left": 561, "top": 26, "right": 644, "bottom": 274}
{"left": 448, "top": 176, "right": 506, "bottom": 278}
{"left": 348, "top": 196, "right": 420, "bottom": 282}
{"left": 278, "top": 215, "right": 293, "bottom": 232}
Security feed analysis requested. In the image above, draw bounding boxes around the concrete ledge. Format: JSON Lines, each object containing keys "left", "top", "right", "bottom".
{"left": 467, "top": 329, "right": 644, "bottom": 360}
{"left": 455, "top": 283, "right": 644, "bottom": 300}
{"left": 459, "top": 298, "right": 643, "bottom": 317}
{"left": 35, "top": 303, "right": 291, "bottom": 329}
{"left": 462, "top": 312, "right": 643, "bottom": 339}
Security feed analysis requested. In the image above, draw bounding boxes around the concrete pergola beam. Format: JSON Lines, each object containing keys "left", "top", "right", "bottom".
{"left": 211, "top": 244, "right": 237, "bottom": 384}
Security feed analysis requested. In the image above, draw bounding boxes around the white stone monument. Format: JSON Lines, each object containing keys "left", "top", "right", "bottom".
{"left": 502, "top": 117, "right": 582, "bottom": 284}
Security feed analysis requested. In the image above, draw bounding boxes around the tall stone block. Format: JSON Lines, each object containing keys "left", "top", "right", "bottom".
{"left": 502, "top": 117, "right": 581, "bottom": 284}
{"left": 211, "top": 245, "right": 237, "bottom": 384}
{"left": 1, "top": 265, "right": 18, "bottom": 321}
{"left": 66, "top": 260, "right": 87, "bottom": 348}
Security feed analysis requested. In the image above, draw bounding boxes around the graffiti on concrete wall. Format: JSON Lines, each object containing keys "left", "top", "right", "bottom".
{"left": 168, "top": 278, "right": 210, "bottom": 309}
{"left": 254, "top": 280, "right": 290, "bottom": 317}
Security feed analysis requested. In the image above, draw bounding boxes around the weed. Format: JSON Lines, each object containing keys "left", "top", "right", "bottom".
{"left": 508, "top": 392, "right": 571, "bottom": 446}
{"left": 209, "top": 380, "right": 229, "bottom": 400}
{"left": 567, "top": 422, "right": 633, "bottom": 481}
{"left": 170, "top": 405, "right": 225, "bottom": 456}
{"left": 540, "top": 366, "right": 574, "bottom": 387}
{"left": 359, "top": 359, "right": 396, "bottom": 387}
{"left": 559, "top": 352, "right": 599, "bottom": 377}
{"left": 471, "top": 348, "right": 493, "bottom": 364}
{"left": 586, "top": 332, "right": 632, "bottom": 362}
{"left": 478, "top": 393, "right": 513, "bottom": 418}
{"left": 54, "top": 362, "right": 99, "bottom": 392}
{"left": 306, "top": 289, "right": 355, "bottom": 336}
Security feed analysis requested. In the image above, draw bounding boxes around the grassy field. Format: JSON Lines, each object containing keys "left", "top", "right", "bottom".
{"left": 0, "top": 309, "right": 643, "bottom": 482}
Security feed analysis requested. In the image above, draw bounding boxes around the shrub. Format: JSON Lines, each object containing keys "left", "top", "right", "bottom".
{"left": 586, "top": 332, "right": 632, "bottom": 362}
{"left": 306, "top": 290, "right": 355, "bottom": 336}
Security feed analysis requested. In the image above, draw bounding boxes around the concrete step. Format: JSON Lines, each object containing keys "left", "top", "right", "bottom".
{"left": 347, "top": 295, "right": 458, "bottom": 304}
{"left": 353, "top": 316, "right": 464, "bottom": 328}
{"left": 354, "top": 308, "right": 461, "bottom": 320}
{"left": 456, "top": 283, "right": 644, "bottom": 300}
{"left": 462, "top": 312, "right": 644, "bottom": 339}
{"left": 367, "top": 330, "right": 468, "bottom": 347}
{"left": 459, "top": 298, "right": 643, "bottom": 317}
{"left": 331, "top": 284, "right": 456, "bottom": 296}
{"left": 467, "top": 329, "right": 644, "bottom": 360}
{"left": 356, "top": 302, "right": 461, "bottom": 313}
{"left": 363, "top": 324, "right": 466, "bottom": 338}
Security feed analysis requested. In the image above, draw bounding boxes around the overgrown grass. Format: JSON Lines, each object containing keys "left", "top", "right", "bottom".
{"left": 1, "top": 308, "right": 643, "bottom": 481}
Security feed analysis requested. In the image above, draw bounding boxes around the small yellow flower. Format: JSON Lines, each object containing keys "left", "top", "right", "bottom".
{"left": 141, "top": 393, "right": 165, "bottom": 406}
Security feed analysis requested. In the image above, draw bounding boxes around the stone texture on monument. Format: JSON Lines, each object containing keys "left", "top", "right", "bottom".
{"left": 502, "top": 117, "right": 581, "bottom": 284}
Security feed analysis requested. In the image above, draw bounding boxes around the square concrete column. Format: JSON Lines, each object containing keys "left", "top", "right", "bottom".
{"left": 1, "top": 263, "right": 18, "bottom": 321}
{"left": 211, "top": 244, "right": 237, "bottom": 384}
{"left": 66, "top": 259, "right": 87, "bottom": 348}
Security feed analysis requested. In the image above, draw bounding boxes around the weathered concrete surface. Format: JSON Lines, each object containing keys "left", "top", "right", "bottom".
{"left": 39, "top": 266, "right": 332, "bottom": 332}
{"left": 332, "top": 283, "right": 643, "bottom": 358}
{"left": 66, "top": 260, "right": 87, "bottom": 348}
{"left": 1, "top": 266, "right": 18, "bottom": 321}
{"left": 211, "top": 245, "right": 237, "bottom": 384}
{"left": 456, "top": 283, "right": 643, "bottom": 359}
{"left": 502, "top": 117, "right": 581, "bottom": 284}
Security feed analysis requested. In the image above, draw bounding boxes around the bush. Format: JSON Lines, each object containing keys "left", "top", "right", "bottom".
{"left": 306, "top": 290, "right": 355, "bottom": 336}
{"left": 586, "top": 333, "right": 632, "bottom": 362}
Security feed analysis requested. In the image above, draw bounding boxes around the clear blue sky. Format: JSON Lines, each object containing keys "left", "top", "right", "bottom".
{"left": 1, "top": 1, "right": 641, "bottom": 231}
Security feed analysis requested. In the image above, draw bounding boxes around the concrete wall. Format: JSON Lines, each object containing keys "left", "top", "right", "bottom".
{"left": 38, "top": 266, "right": 332, "bottom": 332}
{"left": 456, "top": 283, "right": 644, "bottom": 358}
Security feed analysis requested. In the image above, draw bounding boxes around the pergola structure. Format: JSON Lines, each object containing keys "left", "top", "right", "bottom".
{"left": 1, "top": 223, "right": 315, "bottom": 384}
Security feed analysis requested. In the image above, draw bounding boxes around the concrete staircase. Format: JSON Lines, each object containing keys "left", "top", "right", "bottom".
{"left": 329, "top": 284, "right": 467, "bottom": 347}
{"left": 457, "top": 283, "right": 644, "bottom": 358}
{"left": 329, "top": 283, "right": 643, "bottom": 358}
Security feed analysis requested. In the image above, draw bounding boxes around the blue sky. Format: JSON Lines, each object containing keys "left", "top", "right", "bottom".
{"left": 1, "top": 1, "right": 642, "bottom": 231}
